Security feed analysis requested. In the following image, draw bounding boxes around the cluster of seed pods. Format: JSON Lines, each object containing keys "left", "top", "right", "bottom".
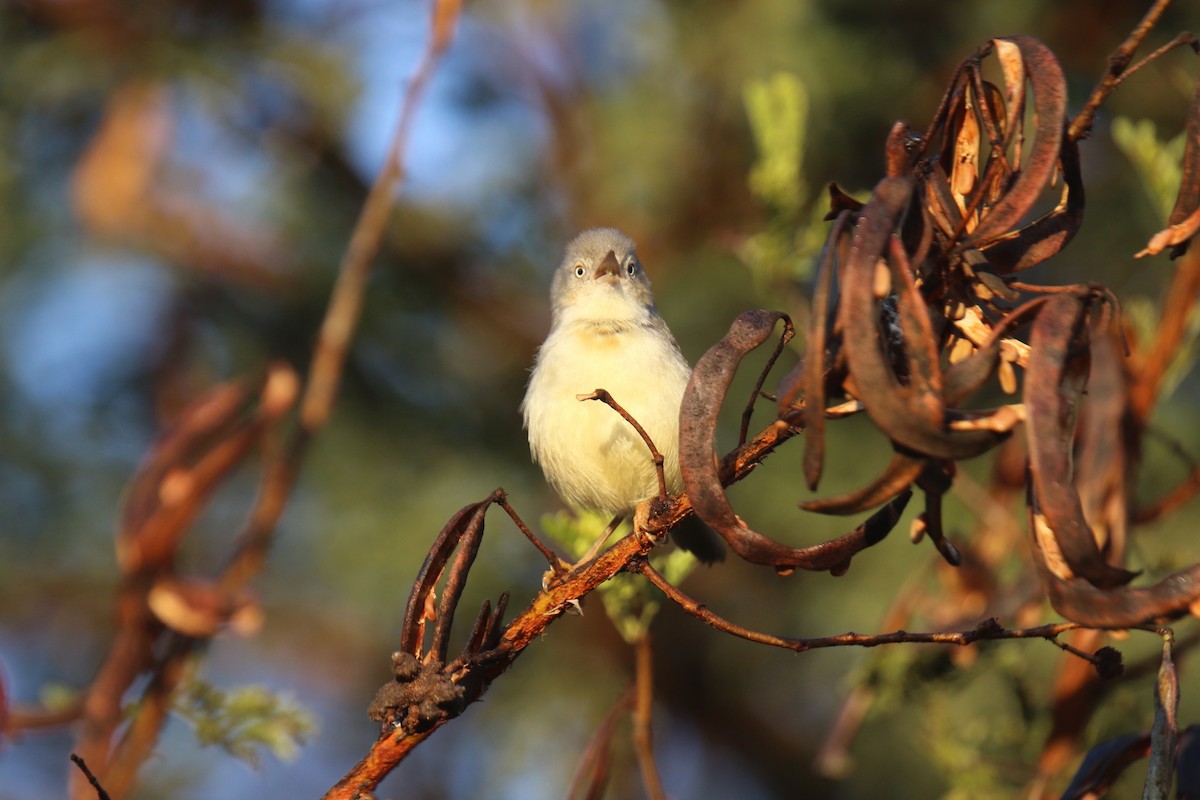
{"left": 678, "top": 37, "right": 1200, "bottom": 627}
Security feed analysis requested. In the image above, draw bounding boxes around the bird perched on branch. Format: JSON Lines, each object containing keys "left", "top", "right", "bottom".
{"left": 522, "top": 227, "right": 725, "bottom": 564}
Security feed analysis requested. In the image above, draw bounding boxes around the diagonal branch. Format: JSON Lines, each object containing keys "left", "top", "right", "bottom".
{"left": 325, "top": 400, "right": 808, "bottom": 797}
{"left": 1068, "top": 0, "right": 1177, "bottom": 142}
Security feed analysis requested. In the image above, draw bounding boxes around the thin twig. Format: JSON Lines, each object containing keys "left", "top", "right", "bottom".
{"left": 222, "top": 0, "right": 461, "bottom": 588}
{"left": 69, "top": 755, "right": 111, "bottom": 800}
{"left": 632, "top": 634, "right": 667, "bottom": 800}
{"left": 567, "top": 688, "right": 634, "bottom": 800}
{"left": 496, "top": 492, "right": 568, "bottom": 573}
{"left": 71, "top": 610, "right": 155, "bottom": 799}
{"left": 636, "top": 559, "right": 1088, "bottom": 654}
{"left": 1131, "top": 425, "right": 1200, "bottom": 523}
{"left": 1110, "top": 32, "right": 1199, "bottom": 90}
{"left": 1068, "top": 0, "right": 1176, "bottom": 142}
{"left": 5, "top": 699, "right": 85, "bottom": 732}
{"left": 738, "top": 321, "right": 793, "bottom": 446}
{"left": 220, "top": 402, "right": 301, "bottom": 591}
{"left": 224, "top": 0, "right": 465, "bottom": 595}
{"left": 578, "top": 389, "right": 668, "bottom": 501}
{"left": 573, "top": 514, "right": 625, "bottom": 568}
{"left": 814, "top": 684, "right": 874, "bottom": 778}
{"left": 1145, "top": 424, "right": 1200, "bottom": 472}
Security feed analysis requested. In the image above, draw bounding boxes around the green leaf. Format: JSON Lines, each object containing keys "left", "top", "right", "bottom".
{"left": 740, "top": 71, "right": 842, "bottom": 292}
{"left": 38, "top": 682, "right": 81, "bottom": 713}
{"left": 745, "top": 71, "right": 809, "bottom": 214}
{"left": 173, "top": 678, "right": 316, "bottom": 767}
{"left": 1111, "top": 117, "right": 1186, "bottom": 221}
{"left": 540, "top": 510, "right": 700, "bottom": 643}
{"left": 540, "top": 509, "right": 620, "bottom": 561}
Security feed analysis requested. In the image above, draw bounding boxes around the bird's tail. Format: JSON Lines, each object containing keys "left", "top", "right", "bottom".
{"left": 670, "top": 514, "right": 726, "bottom": 564}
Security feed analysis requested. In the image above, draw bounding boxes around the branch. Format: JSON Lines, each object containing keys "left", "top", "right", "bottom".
{"left": 6, "top": 699, "right": 84, "bottom": 733}
{"left": 1129, "top": 246, "right": 1200, "bottom": 426}
{"left": 299, "top": 0, "right": 460, "bottom": 434}
{"left": 637, "top": 559, "right": 1094, "bottom": 656}
{"left": 578, "top": 389, "right": 668, "bottom": 501}
{"left": 1111, "top": 32, "right": 1199, "bottom": 92}
{"left": 738, "top": 320, "right": 792, "bottom": 446}
{"left": 68, "top": 3, "right": 462, "bottom": 798}
{"left": 567, "top": 689, "right": 633, "bottom": 800}
{"left": 1068, "top": 0, "right": 1177, "bottom": 142}
{"left": 325, "top": 728, "right": 438, "bottom": 799}
{"left": 327, "top": 9, "right": 1200, "bottom": 795}
{"left": 325, "top": 407, "right": 803, "bottom": 796}
{"left": 69, "top": 755, "right": 111, "bottom": 800}
{"left": 496, "top": 492, "right": 569, "bottom": 574}
{"left": 632, "top": 635, "right": 666, "bottom": 800}
{"left": 222, "top": 0, "right": 463, "bottom": 590}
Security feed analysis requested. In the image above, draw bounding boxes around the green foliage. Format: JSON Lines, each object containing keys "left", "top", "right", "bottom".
{"left": 38, "top": 682, "right": 82, "bottom": 713}
{"left": 1111, "top": 117, "right": 1186, "bottom": 221}
{"left": 540, "top": 509, "right": 617, "bottom": 563}
{"left": 924, "top": 682, "right": 1031, "bottom": 799}
{"left": 739, "top": 71, "right": 847, "bottom": 298}
{"left": 541, "top": 510, "right": 698, "bottom": 643}
{"left": 745, "top": 72, "right": 808, "bottom": 216}
{"left": 172, "top": 677, "right": 316, "bottom": 767}
{"left": 855, "top": 646, "right": 1040, "bottom": 798}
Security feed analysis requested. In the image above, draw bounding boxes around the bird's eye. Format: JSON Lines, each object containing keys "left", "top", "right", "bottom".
{"left": 625, "top": 259, "right": 637, "bottom": 276}
{"left": 574, "top": 264, "right": 586, "bottom": 278}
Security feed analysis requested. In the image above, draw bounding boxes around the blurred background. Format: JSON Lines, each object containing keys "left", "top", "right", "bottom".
{"left": 2, "top": 0, "right": 1199, "bottom": 798}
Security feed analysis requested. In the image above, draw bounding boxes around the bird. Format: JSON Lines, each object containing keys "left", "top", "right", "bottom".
{"left": 522, "top": 227, "right": 725, "bottom": 564}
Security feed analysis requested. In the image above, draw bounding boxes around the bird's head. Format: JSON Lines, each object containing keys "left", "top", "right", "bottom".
{"left": 549, "top": 228, "right": 657, "bottom": 327}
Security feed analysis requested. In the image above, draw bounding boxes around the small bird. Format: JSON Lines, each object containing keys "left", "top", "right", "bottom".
{"left": 522, "top": 227, "right": 725, "bottom": 563}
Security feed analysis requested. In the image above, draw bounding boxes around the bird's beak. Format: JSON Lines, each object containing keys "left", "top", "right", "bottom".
{"left": 594, "top": 250, "right": 620, "bottom": 283}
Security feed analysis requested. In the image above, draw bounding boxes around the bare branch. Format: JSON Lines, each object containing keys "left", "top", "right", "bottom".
{"left": 637, "top": 559, "right": 1095, "bottom": 655}
{"left": 578, "top": 389, "right": 668, "bottom": 502}
{"left": 69, "top": 755, "right": 111, "bottom": 800}
{"left": 738, "top": 316, "right": 793, "bottom": 446}
{"left": 299, "top": 0, "right": 460, "bottom": 433}
{"left": 496, "top": 492, "right": 570, "bottom": 574}
{"left": 1130, "top": 247, "right": 1200, "bottom": 425}
{"left": 1068, "top": 0, "right": 1178, "bottom": 141}
{"left": 632, "top": 635, "right": 666, "bottom": 800}
{"left": 566, "top": 689, "right": 632, "bottom": 800}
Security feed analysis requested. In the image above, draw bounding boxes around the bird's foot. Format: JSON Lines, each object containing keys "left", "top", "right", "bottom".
{"left": 632, "top": 499, "right": 670, "bottom": 549}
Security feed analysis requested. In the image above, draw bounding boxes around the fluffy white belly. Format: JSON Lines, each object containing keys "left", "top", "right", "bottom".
{"left": 523, "top": 324, "right": 691, "bottom": 516}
